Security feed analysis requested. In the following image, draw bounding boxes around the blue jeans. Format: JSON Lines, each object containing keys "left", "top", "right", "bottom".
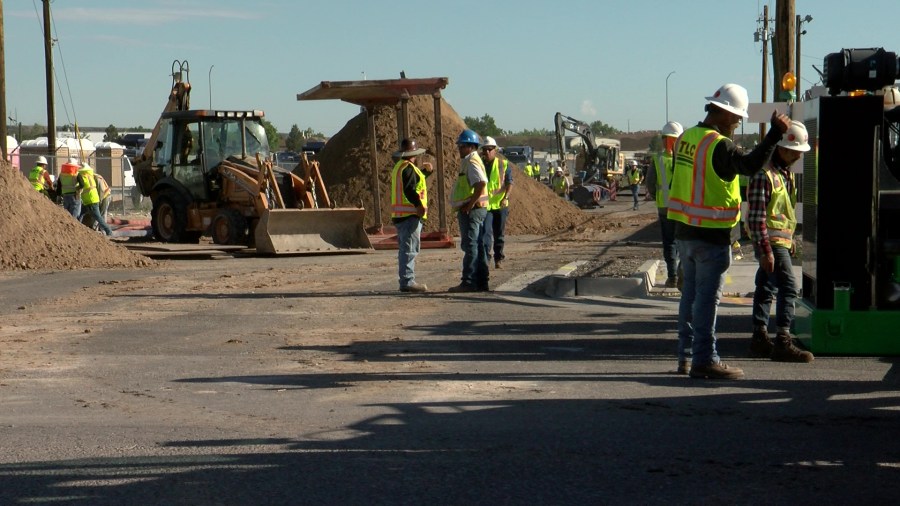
{"left": 752, "top": 246, "right": 797, "bottom": 332}
{"left": 457, "top": 207, "right": 489, "bottom": 288}
{"left": 676, "top": 239, "right": 732, "bottom": 365}
{"left": 80, "top": 202, "right": 112, "bottom": 235}
{"left": 395, "top": 216, "right": 422, "bottom": 289}
{"left": 631, "top": 185, "right": 639, "bottom": 208}
{"left": 657, "top": 209, "right": 679, "bottom": 279}
{"left": 63, "top": 194, "right": 81, "bottom": 219}
{"left": 483, "top": 207, "right": 509, "bottom": 261}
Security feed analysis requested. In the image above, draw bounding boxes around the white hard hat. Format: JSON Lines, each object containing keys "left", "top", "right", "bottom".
{"left": 882, "top": 86, "right": 900, "bottom": 110}
{"left": 661, "top": 121, "right": 683, "bottom": 138}
{"left": 777, "top": 120, "right": 810, "bottom": 152}
{"left": 706, "top": 83, "right": 749, "bottom": 118}
{"left": 482, "top": 136, "right": 498, "bottom": 148}
{"left": 36, "top": 155, "right": 48, "bottom": 165}
{"left": 68, "top": 157, "right": 78, "bottom": 164}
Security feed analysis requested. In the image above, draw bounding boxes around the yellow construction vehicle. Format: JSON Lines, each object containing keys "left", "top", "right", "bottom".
{"left": 133, "top": 61, "right": 371, "bottom": 254}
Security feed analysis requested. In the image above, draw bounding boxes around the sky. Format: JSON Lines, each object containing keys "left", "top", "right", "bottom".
{"left": 4, "top": 0, "right": 899, "bottom": 139}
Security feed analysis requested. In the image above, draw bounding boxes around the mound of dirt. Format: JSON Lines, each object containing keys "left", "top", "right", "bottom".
{"left": 0, "top": 163, "right": 153, "bottom": 271}
{"left": 317, "top": 95, "right": 608, "bottom": 236}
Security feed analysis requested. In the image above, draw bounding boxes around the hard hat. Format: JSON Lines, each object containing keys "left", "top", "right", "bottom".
{"left": 456, "top": 129, "right": 481, "bottom": 146}
{"left": 777, "top": 120, "right": 811, "bottom": 152}
{"left": 661, "top": 121, "right": 683, "bottom": 138}
{"left": 67, "top": 157, "right": 78, "bottom": 164}
{"left": 556, "top": 167, "right": 563, "bottom": 173}
{"left": 392, "top": 138, "right": 426, "bottom": 158}
{"left": 36, "top": 156, "right": 48, "bottom": 165}
{"left": 883, "top": 86, "right": 900, "bottom": 110}
{"left": 482, "top": 136, "right": 498, "bottom": 148}
{"left": 706, "top": 83, "right": 749, "bottom": 118}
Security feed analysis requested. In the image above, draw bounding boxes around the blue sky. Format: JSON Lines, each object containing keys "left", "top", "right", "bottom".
{"left": 4, "top": 0, "right": 898, "bottom": 137}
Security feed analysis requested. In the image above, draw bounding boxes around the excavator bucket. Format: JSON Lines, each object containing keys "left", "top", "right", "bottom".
{"left": 254, "top": 208, "right": 373, "bottom": 254}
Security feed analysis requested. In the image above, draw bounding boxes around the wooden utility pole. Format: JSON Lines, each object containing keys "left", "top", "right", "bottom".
{"left": 0, "top": 0, "right": 7, "bottom": 162}
{"left": 43, "top": 0, "right": 55, "bottom": 157}
{"left": 772, "top": 0, "right": 795, "bottom": 102}
{"left": 760, "top": 4, "right": 770, "bottom": 138}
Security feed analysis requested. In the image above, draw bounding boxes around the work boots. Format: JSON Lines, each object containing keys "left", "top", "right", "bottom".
{"left": 749, "top": 326, "right": 773, "bottom": 358}
{"left": 771, "top": 332, "right": 815, "bottom": 363}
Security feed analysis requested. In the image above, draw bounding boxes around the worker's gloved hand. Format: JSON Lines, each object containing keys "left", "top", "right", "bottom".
{"left": 759, "top": 251, "right": 775, "bottom": 273}
{"left": 770, "top": 111, "right": 791, "bottom": 133}
{"left": 421, "top": 162, "right": 433, "bottom": 173}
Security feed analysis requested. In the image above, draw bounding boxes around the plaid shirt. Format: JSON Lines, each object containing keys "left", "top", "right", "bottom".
{"left": 747, "top": 155, "right": 794, "bottom": 255}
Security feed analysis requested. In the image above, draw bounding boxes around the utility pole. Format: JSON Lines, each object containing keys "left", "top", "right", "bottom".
{"left": 772, "top": 0, "right": 795, "bottom": 102}
{"left": 43, "top": 0, "right": 55, "bottom": 158}
{"left": 0, "top": 0, "right": 7, "bottom": 162}
{"left": 757, "top": 5, "right": 771, "bottom": 138}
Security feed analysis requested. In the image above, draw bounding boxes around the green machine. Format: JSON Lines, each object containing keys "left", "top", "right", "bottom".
{"left": 794, "top": 48, "right": 900, "bottom": 354}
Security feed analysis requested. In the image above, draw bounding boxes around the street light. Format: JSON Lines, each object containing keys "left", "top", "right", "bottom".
{"left": 208, "top": 65, "right": 215, "bottom": 109}
{"left": 665, "top": 71, "right": 676, "bottom": 123}
{"left": 796, "top": 14, "right": 812, "bottom": 99}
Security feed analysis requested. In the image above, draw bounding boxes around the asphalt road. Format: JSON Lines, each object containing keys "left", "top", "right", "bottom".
{"left": 1, "top": 199, "right": 899, "bottom": 505}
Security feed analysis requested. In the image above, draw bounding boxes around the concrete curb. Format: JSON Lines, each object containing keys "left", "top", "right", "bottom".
{"left": 544, "top": 260, "right": 659, "bottom": 298}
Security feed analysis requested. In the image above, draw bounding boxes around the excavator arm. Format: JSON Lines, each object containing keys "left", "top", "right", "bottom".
{"left": 134, "top": 60, "right": 193, "bottom": 198}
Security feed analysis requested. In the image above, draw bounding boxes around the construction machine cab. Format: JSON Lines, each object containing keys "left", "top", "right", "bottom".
{"left": 152, "top": 110, "right": 269, "bottom": 202}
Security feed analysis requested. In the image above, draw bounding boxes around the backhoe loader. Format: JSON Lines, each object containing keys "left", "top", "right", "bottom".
{"left": 133, "top": 60, "right": 371, "bottom": 254}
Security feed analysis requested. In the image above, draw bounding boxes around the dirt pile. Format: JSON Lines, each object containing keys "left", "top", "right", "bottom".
{"left": 0, "top": 162, "right": 153, "bottom": 270}
{"left": 317, "top": 95, "right": 606, "bottom": 236}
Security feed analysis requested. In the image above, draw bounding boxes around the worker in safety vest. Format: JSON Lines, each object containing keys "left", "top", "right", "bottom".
{"left": 667, "top": 82, "right": 790, "bottom": 379}
{"left": 627, "top": 160, "right": 643, "bottom": 210}
{"left": 28, "top": 156, "right": 54, "bottom": 199}
{"left": 76, "top": 164, "right": 113, "bottom": 236}
{"left": 481, "top": 136, "right": 513, "bottom": 269}
{"left": 56, "top": 158, "right": 81, "bottom": 218}
{"left": 747, "top": 121, "right": 814, "bottom": 363}
{"left": 524, "top": 161, "right": 533, "bottom": 179}
{"left": 449, "top": 129, "right": 489, "bottom": 293}
{"left": 551, "top": 166, "right": 569, "bottom": 198}
{"left": 390, "top": 138, "right": 432, "bottom": 293}
{"left": 644, "top": 121, "right": 683, "bottom": 288}
{"left": 84, "top": 173, "right": 113, "bottom": 232}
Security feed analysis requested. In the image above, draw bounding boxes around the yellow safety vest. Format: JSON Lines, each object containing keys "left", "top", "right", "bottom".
{"left": 78, "top": 167, "right": 101, "bottom": 205}
{"left": 653, "top": 152, "right": 674, "bottom": 209}
{"left": 29, "top": 166, "right": 48, "bottom": 192}
{"left": 524, "top": 163, "right": 533, "bottom": 177}
{"left": 486, "top": 158, "right": 509, "bottom": 210}
{"left": 764, "top": 166, "right": 797, "bottom": 248}
{"left": 59, "top": 173, "right": 78, "bottom": 195}
{"left": 390, "top": 160, "right": 427, "bottom": 220}
{"left": 452, "top": 153, "right": 488, "bottom": 209}
{"left": 628, "top": 168, "right": 641, "bottom": 185}
{"left": 667, "top": 127, "right": 740, "bottom": 229}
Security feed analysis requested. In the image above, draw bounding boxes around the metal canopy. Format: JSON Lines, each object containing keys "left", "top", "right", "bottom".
{"left": 296, "top": 77, "right": 452, "bottom": 239}
{"left": 297, "top": 78, "right": 449, "bottom": 108}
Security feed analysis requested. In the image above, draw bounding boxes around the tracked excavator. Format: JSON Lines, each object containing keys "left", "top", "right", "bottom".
{"left": 553, "top": 112, "right": 622, "bottom": 208}
{"left": 133, "top": 60, "right": 371, "bottom": 254}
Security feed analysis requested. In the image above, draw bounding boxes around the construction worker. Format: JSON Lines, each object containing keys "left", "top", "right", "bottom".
{"left": 390, "top": 138, "right": 432, "bottom": 293}
{"left": 551, "top": 166, "right": 569, "bottom": 198}
{"left": 76, "top": 163, "right": 113, "bottom": 236}
{"left": 28, "top": 156, "right": 54, "bottom": 199}
{"left": 645, "top": 121, "right": 683, "bottom": 288}
{"left": 627, "top": 160, "right": 643, "bottom": 210}
{"left": 524, "top": 160, "right": 533, "bottom": 180}
{"left": 84, "top": 172, "right": 113, "bottom": 231}
{"left": 449, "top": 129, "right": 489, "bottom": 293}
{"left": 56, "top": 158, "right": 81, "bottom": 218}
{"left": 481, "top": 136, "right": 513, "bottom": 269}
{"left": 748, "top": 121, "right": 814, "bottom": 363}
{"left": 667, "top": 83, "right": 790, "bottom": 379}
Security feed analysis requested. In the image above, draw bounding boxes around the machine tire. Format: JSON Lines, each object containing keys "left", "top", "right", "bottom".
{"left": 211, "top": 209, "right": 248, "bottom": 245}
{"left": 151, "top": 190, "right": 198, "bottom": 243}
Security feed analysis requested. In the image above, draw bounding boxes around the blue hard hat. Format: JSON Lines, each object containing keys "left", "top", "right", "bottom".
{"left": 456, "top": 129, "right": 481, "bottom": 146}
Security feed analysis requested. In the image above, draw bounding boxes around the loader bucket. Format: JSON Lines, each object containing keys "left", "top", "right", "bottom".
{"left": 254, "top": 208, "right": 373, "bottom": 254}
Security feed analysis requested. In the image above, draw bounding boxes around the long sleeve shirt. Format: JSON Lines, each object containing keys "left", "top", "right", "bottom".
{"left": 674, "top": 121, "right": 782, "bottom": 246}
{"left": 747, "top": 152, "right": 794, "bottom": 255}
